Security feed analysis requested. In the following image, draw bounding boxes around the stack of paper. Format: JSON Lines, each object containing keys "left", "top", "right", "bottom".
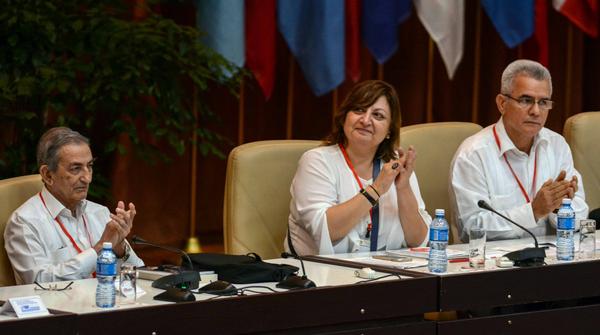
{"left": 386, "top": 247, "right": 469, "bottom": 260}
{"left": 349, "top": 256, "right": 429, "bottom": 269}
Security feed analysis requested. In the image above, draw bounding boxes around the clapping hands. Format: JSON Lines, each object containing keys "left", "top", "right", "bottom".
{"left": 95, "top": 201, "right": 136, "bottom": 257}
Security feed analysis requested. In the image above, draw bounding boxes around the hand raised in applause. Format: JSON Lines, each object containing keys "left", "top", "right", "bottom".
{"left": 394, "top": 146, "right": 416, "bottom": 191}
{"left": 371, "top": 156, "right": 402, "bottom": 197}
{"left": 95, "top": 201, "right": 136, "bottom": 257}
{"left": 568, "top": 174, "right": 578, "bottom": 199}
{"left": 531, "top": 170, "right": 573, "bottom": 220}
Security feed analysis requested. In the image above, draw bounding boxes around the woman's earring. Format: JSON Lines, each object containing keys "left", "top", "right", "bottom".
{"left": 385, "top": 134, "right": 390, "bottom": 139}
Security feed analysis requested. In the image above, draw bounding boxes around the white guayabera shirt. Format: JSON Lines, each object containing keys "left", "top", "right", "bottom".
{"left": 4, "top": 187, "right": 144, "bottom": 284}
{"left": 451, "top": 118, "right": 588, "bottom": 241}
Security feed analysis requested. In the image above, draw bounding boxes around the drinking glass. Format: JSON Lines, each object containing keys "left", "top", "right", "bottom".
{"left": 579, "top": 219, "right": 596, "bottom": 259}
{"left": 119, "top": 265, "right": 138, "bottom": 303}
{"left": 469, "top": 219, "right": 486, "bottom": 269}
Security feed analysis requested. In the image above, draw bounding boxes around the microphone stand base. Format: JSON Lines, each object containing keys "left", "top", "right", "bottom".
{"left": 151, "top": 271, "right": 201, "bottom": 290}
{"left": 503, "top": 247, "right": 546, "bottom": 267}
{"left": 276, "top": 275, "right": 316, "bottom": 290}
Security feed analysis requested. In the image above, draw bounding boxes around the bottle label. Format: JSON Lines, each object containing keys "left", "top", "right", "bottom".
{"left": 97, "top": 263, "right": 116, "bottom": 276}
{"left": 430, "top": 228, "right": 448, "bottom": 242}
{"left": 557, "top": 216, "right": 575, "bottom": 230}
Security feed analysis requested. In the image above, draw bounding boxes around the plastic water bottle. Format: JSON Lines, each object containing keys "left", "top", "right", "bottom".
{"left": 428, "top": 209, "right": 449, "bottom": 273}
{"left": 96, "top": 242, "right": 117, "bottom": 308}
{"left": 557, "top": 198, "right": 575, "bottom": 261}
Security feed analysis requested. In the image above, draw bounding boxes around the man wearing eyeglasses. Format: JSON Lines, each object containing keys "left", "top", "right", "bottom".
{"left": 4, "top": 127, "right": 144, "bottom": 284}
{"left": 450, "top": 59, "right": 588, "bottom": 241}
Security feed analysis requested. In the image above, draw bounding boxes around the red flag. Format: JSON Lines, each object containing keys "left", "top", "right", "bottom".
{"left": 245, "top": 0, "right": 276, "bottom": 99}
{"left": 524, "top": 0, "right": 549, "bottom": 66}
{"left": 534, "top": 0, "right": 549, "bottom": 66}
{"left": 346, "top": 0, "right": 361, "bottom": 82}
{"left": 553, "top": 0, "right": 599, "bottom": 38}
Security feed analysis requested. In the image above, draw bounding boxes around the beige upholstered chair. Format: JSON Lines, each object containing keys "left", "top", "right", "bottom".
{"left": 0, "top": 174, "right": 43, "bottom": 286}
{"left": 223, "top": 140, "right": 320, "bottom": 259}
{"left": 564, "top": 112, "right": 600, "bottom": 212}
{"left": 400, "top": 122, "right": 483, "bottom": 244}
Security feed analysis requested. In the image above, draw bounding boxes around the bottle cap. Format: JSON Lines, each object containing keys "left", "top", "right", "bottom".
{"left": 435, "top": 209, "right": 445, "bottom": 216}
{"left": 561, "top": 198, "right": 572, "bottom": 205}
{"left": 102, "top": 242, "right": 113, "bottom": 249}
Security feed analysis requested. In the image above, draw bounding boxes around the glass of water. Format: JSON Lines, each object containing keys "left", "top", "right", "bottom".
{"left": 119, "top": 264, "right": 138, "bottom": 303}
{"left": 469, "top": 219, "right": 486, "bottom": 269}
{"left": 579, "top": 219, "right": 596, "bottom": 259}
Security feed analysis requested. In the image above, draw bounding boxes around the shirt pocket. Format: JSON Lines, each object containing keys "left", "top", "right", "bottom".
{"left": 490, "top": 189, "right": 523, "bottom": 211}
{"left": 50, "top": 247, "right": 72, "bottom": 264}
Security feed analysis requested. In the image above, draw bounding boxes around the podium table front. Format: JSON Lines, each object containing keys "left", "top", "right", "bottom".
{"left": 0, "top": 258, "right": 437, "bottom": 335}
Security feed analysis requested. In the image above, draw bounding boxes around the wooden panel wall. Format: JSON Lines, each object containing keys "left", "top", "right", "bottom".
{"left": 107, "top": 1, "right": 600, "bottom": 263}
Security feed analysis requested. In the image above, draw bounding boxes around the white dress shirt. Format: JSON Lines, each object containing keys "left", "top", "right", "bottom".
{"left": 286, "top": 145, "right": 431, "bottom": 255}
{"left": 450, "top": 118, "right": 588, "bottom": 241}
{"left": 4, "top": 186, "right": 144, "bottom": 284}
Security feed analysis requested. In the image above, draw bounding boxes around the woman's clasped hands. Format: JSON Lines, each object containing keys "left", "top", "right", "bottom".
{"left": 372, "top": 146, "right": 416, "bottom": 196}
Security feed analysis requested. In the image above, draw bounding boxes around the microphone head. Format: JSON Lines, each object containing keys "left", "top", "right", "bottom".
{"left": 478, "top": 200, "right": 492, "bottom": 210}
{"left": 131, "top": 235, "right": 145, "bottom": 244}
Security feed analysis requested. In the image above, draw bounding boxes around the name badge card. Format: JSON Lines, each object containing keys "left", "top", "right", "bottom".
{"left": 0, "top": 295, "right": 50, "bottom": 318}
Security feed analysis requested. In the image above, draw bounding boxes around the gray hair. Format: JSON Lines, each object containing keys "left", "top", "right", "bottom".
{"left": 500, "top": 59, "right": 552, "bottom": 96}
{"left": 37, "top": 127, "right": 90, "bottom": 171}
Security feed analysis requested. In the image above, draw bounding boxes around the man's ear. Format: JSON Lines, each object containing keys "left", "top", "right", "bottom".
{"left": 39, "top": 165, "right": 53, "bottom": 186}
{"left": 495, "top": 94, "right": 506, "bottom": 115}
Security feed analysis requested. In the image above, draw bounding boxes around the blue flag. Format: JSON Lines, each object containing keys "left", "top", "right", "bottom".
{"left": 481, "top": 0, "right": 534, "bottom": 48}
{"left": 278, "top": 0, "right": 345, "bottom": 96}
{"left": 196, "top": 0, "right": 245, "bottom": 68}
{"left": 362, "top": 0, "right": 412, "bottom": 64}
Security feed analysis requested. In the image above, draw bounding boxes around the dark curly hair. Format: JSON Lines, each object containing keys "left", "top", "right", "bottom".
{"left": 324, "top": 80, "right": 401, "bottom": 162}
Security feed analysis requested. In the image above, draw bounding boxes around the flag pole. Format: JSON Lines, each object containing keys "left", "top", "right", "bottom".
{"left": 286, "top": 54, "right": 295, "bottom": 139}
{"left": 185, "top": 86, "right": 202, "bottom": 254}
{"left": 471, "top": 2, "right": 482, "bottom": 124}
{"left": 332, "top": 88, "right": 338, "bottom": 125}
{"left": 426, "top": 38, "right": 434, "bottom": 123}
{"left": 238, "top": 78, "right": 245, "bottom": 145}
{"left": 565, "top": 24, "right": 573, "bottom": 120}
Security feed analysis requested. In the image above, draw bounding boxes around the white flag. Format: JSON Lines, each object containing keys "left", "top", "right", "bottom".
{"left": 414, "top": 0, "right": 465, "bottom": 79}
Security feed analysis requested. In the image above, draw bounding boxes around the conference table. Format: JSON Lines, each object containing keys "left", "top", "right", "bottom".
{"left": 309, "top": 234, "right": 600, "bottom": 334}
{"left": 0, "top": 258, "right": 437, "bottom": 335}
{"left": 2, "top": 235, "right": 600, "bottom": 334}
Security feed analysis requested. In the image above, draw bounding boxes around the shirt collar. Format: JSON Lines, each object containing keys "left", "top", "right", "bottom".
{"left": 40, "top": 186, "right": 87, "bottom": 219}
{"left": 495, "top": 117, "right": 549, "bottom": 157}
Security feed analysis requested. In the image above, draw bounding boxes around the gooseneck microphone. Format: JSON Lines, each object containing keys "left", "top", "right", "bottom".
{"left": 277, "top": 252, "right": 316, "bottom": 289}
{"left": 131, "top": 235, "right": 193, "bottom": 270}
{"left": 131, "top": 235, "right": 200, "bottom": 291}
{"left": 477, "top": 201, "right": 540, "bottom": 248}
{"left": 477, "top": 200, "right": 546, "bottom": 266}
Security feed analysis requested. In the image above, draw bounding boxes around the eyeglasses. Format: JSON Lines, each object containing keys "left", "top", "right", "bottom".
{"left": 34, "top": 281, "right": 74, "bottom": 291}
{"left": 502, "top": 94, "right": 553, "bottom": 110}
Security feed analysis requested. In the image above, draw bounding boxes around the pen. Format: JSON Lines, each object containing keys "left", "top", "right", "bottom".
{"left": 449, "top": 258, "right": 469, "bottom": 263}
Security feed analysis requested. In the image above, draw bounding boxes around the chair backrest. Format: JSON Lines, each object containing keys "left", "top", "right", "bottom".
{"left": 223, "top": 140, "right": 321, "bottom": 259}
{"left": 0, "top": 174, "right": 43, "bottom": 286}
{"left": 400, "top": 122, "right": 483, "bottom": 244}
{"left": 564, "top": 112, "right": 600, "bottom": 211}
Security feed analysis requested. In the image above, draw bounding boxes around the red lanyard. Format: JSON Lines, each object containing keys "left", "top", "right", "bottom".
{"left": 39, "top": 192, "right": 92, "bottom": 254}
{"left": 492, "top": 125, "right": 537, "bottom": 203}
{"left": 339, "top": 144, "right": 374, "bottom": 234}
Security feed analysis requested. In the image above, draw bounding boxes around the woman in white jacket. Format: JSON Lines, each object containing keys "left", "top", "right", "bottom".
{"left": 286, "top": 80, "right": 431, "bottom": 255}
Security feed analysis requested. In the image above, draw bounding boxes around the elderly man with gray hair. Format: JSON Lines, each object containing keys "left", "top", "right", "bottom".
{"left": 450, "top": 59, "right": 588, "bottom": 241}
{"left": 4, "top": 127, "right": 144, "bottom": 284}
